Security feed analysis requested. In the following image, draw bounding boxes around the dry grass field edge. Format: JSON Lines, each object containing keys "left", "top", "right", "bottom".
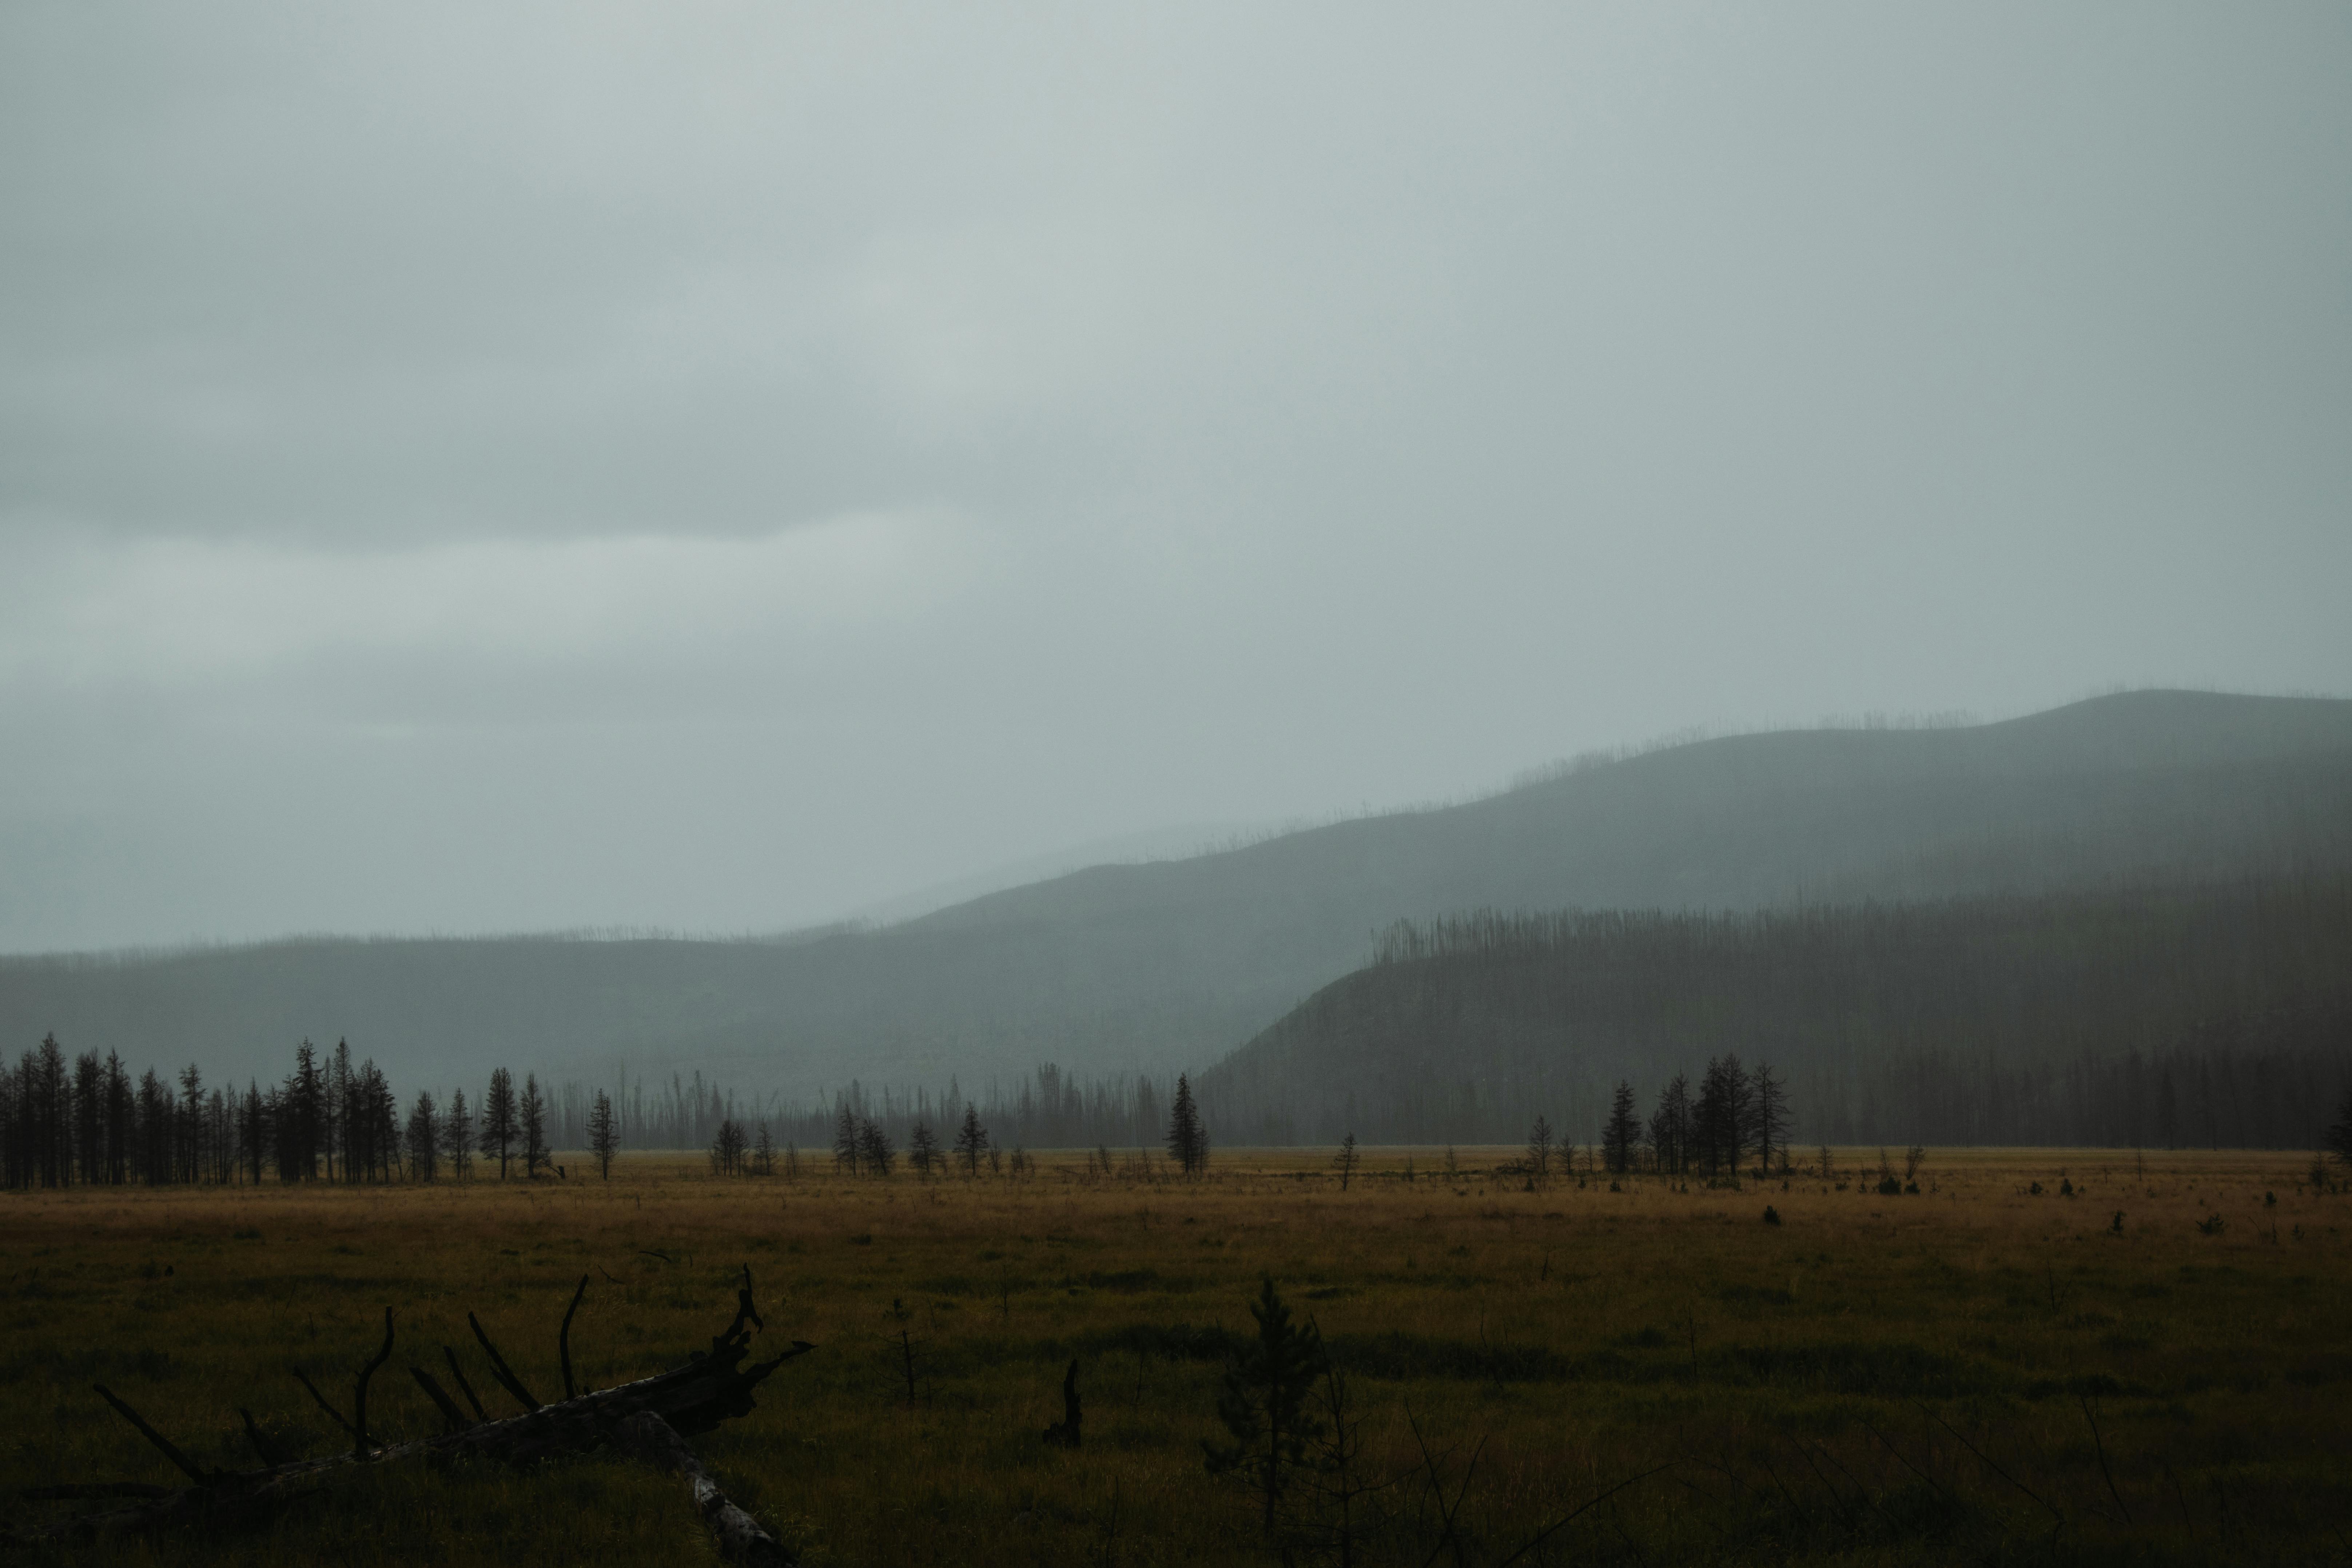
{"left": 3, "top": 1146, "right": 2347, "bottom": 1566}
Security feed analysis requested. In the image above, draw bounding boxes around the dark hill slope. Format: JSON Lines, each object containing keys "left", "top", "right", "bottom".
{"left": 4, "top": 691, "right": 2349, "bottom": 1093}
{"left": 1198, "top": 878, "right": 2352, "bottom": 1150}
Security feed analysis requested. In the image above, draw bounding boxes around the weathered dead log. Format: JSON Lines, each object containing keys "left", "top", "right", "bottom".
{"left": 612, "top": 1411, "right": 792, "bottom": 1567}
{"left": 7, "top": 1269, "right": 812, "bottom": 1563}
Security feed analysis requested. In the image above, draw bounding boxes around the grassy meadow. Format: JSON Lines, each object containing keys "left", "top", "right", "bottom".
{"left": 3, "top": 1147, "right": 2348, "bottom": 1565}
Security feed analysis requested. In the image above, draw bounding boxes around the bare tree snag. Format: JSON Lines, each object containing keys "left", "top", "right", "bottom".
{"left": 9, "top": 1270, "right": 814, "bottom": 1563}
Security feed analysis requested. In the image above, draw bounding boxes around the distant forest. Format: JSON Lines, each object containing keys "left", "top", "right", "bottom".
{"left": 1199, "top": 875, "right": 2352, "bottom": 1149}
{"left": 0, "top": 1032, "right": 1192, "bottom": 1189}
{"left": 6, "top": 875, "right": 2351, "bottom": 1186}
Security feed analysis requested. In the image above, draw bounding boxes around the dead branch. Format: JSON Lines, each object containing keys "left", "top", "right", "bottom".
{"left": 291, "top": 1368, "right": 359, "bottom": 1443}
{"left": 10, "top": 1269, "right": 814, "bottom": 1564}
{"left": 91, "top": 1386, "right": 212, "bottom": 1487}
{"left": 352, "top": 1308, "right": 395, "bottom": 1458}
{"left": 560, "top": 1273, "right": 589, "bottom": 1399}
{"left": 442, "top": 1345, "right": 489, "bottom": 1422}
{"left": 467, "top": 1311, "right": 544, "bottom": 1412}
{"left": 408, "top": 1367, "right": 469, "bottom": 1433}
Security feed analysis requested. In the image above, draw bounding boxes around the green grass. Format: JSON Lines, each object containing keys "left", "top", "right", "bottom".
{"left": 3, "top": 1147, "right": 2348, "bottom": 1565}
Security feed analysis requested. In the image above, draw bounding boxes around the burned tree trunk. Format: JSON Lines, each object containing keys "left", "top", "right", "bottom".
{"left": 7, "top": 1266, "right": 811, "bottom": 1566}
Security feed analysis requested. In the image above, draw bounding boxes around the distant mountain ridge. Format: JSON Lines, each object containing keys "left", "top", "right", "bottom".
{"left": 3, "top": 689, "right": 2348, "bottom": 1094}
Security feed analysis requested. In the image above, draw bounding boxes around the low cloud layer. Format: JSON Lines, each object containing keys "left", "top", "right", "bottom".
{"left": 3, "top": 3, "right": 2347, "bottom": 950}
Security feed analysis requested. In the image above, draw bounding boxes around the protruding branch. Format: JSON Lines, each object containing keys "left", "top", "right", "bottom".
{"left": 238, "top": 1407, "right": 287, "bottom": 1467}
{"left": 468, "top": 1312, "right": 544, "bottom": 1412}
{"left": 409, "top": 1368, "right": 469, "bottom": 1433}
{"left": 560, "top": 1274, "right": 589, "bottom": 1399}
{"left": 443, "top": 1347, "right": 489, "bottom": 1423}
{"left": 353, "top": 1307, "right": 395, "bottom": 1458}
{"left": 292, "top": 1369, "right": 360, "bottom": 1442}
{"left": 92, "top": 1385, "right": 211, "bottom": 1486}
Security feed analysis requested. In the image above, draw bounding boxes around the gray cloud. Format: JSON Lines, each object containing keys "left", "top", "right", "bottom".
{"left": 1, "top": 2, "right": 2347, "bottom": 951}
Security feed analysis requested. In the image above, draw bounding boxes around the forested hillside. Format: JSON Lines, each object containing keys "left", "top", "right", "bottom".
{"left": 1199, "top": 876, "right": 2352, "bottom": 1149}
{"left": 4, "top": 690, "right": 2349, "bottom": 1094}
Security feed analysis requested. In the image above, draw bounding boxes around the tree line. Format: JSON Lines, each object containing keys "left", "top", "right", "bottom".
{"left": 0, "top": 1020, "right": 1218, "bottom": 1189}
{"left": 0, "top": 1036, "right": 593, "bottom": 1190}
{"left": 1202, "top": 875, "right": 2352, "bottom": 1148}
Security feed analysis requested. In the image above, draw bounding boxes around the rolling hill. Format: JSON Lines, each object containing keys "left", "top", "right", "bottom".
{"left": 4, "top": 689, "right": 2349, "bottom": 1095}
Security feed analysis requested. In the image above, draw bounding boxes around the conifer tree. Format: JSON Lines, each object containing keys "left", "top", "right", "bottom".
{"left": 1526, "top": 1115, "right": 1555, "bottom": 1185}
{"left": 588, "top": 1089, "right": 618, "bottom": 1179}
{"left": 1603, "top": 1080, "right": 1640, "bottom": 1174}
{"left": 520, "top": 1072, "right": 549, "bottom": 1178}
{"left": 481, "top": 1068, "right": 516, "bottom": 1179}
{"left": 833, "top": 1102, "right": 860, "bottom": 1176}
{"left": 442, "top": 1088, "right": 473, "bottom": 1180}
{"left": 1205, "top": 1277, "right": 1327, "bottom": 1537}
{"left": 953, "top": 1102, "right": 988, "bottom": 1177}
{"left": 1167, "top": 1073, "right": 1207, "bottom": 1176}
{"left": 406, "top": 1090, "right": 439, "bottom": 1181}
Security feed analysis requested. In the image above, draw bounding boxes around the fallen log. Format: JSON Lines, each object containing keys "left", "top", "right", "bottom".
{"left": 4, "top": 1266, "right": 811, "bottom": 1566}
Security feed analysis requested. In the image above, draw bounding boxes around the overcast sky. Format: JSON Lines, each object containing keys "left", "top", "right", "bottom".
{"left": 3, "top": 3, "right": 2347, "bottom": 952}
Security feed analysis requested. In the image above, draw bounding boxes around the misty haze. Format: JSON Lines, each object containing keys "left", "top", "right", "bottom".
{"left": 3, "top": 6, "right": 2348, "bottom": 1565}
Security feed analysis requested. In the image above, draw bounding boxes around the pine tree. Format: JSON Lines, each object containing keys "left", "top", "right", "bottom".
{"left": 857, "top": 1117, "right": 895, "bottom": 1178}
{"left": 1603, "top": 1080, "right": 1640, "bottom": 1174}
{"left": 406, "top": 1090, "right": 439, "bottom": 1181}
{"left": 1750, "top": 1060, "right": 1790, "bottom": 1175}
{"left": 1332, "top": 1132, "right": 1358, "bottom": 1191}
{"left": 1167, "top": 1073, "right": 1207, "bottom": 1177}
{"left": 588, "top": 1089, "right": 618, "bottom": 1179}
{"left": 833, "top": 1102, "right": 860, "bottom": 1176}
{"left": 953, "top": 1102, "right": 988, "bottom": 1177}
{"left": 1204, "top": 1277, "right": 1327, "bottom": 1536}
{"left": 481, "top": 1068, "right": 516, "bottom": 1179}
{"left": 1526, "top": 1115, "right": 1555, "bottom": 1185}
{"left": 520, "top": 1072, "right": 549, "bottom": 1178}
{"left": 908, "top": 1118, "right": 939, "bottom": 1178}
{"left": 443, "top": 1089, "right": 474, "bottom": 1180}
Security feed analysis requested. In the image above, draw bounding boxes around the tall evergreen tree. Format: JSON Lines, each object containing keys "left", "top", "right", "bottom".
{"left": 481, "top": 1068, "right": 516, "bottom": 1178}
{"left": 833, "top": 1102, "right": 860, "bottom": 1176}
{"left": 1750, "top": 1060, "right": 1790, "bottom": 1174}
{"left": 406, "top": 1090, "right": 439, "bottom": 1181}
{"left": 443, "top": 1088, "right": 474, "bottom": 1181}
{"left": 1525, "top": 1115, "right": 1555, "bottom": 1185}
{"left": 1167, "top": 1073, "right": 1207, "bottom": 1176}
{"left": 1603, "top": 1081, "right": 1640, "bottom": 1174}
{"left": 520, "top": 1072, "right": 549, "bottom": 1178}
{"left": 953, "top": 1102, "right": 988, "bottom": 1177}
{"left": 281, "top": 1042, "right": 325, "bottom": 1183}
{"left": 588, "top": 1089, "right": 618, "bottom": 1179}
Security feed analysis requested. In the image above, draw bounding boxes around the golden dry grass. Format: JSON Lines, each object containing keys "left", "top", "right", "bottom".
{"left": 3, "top": 1146, "right": 2347, "bottom": 1565}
